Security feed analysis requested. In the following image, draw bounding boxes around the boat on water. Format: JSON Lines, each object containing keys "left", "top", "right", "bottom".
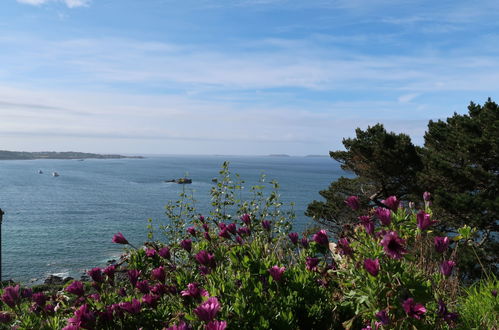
{"left": 38, "top": 170, "right": 43, "bottom": 174}
{"left": 164, "top": 178, "right": 192, "bottom": 184}
{"left": 52, "top": 172, "right": 60, "bottom": 177}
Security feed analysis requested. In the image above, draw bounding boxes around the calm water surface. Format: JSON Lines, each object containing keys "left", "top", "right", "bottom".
{"left": 0, "top": 155, "right": 343, "bottom": 283}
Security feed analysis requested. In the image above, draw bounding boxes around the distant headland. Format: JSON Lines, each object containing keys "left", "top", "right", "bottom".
{"left": 0, "top": 150, "right": 143, "bottom": 160}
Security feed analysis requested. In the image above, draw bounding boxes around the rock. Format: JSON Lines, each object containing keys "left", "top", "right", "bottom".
{"left": 107, "top": 259, "right": 117, "bottom": 265}
{"left": 44, "top": 275, "right": 65, "bottom": 285}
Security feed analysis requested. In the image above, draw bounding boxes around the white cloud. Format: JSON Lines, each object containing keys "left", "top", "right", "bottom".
{"left": 16, "top": 0, "right": 90, "bottom": 8}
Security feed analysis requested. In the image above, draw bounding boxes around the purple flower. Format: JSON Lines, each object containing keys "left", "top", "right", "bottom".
{"left": 21, "top": 288, "right": 32, "bottom": 298}
{"left": 305, "top": 257, "right": 320, "bottom": 271}
{"left": 402, "top": 298, "right": 426, "bottom": 319}
{"left": 358, "top": 216, "right": 374, "bottom": 234}
{"left": 118, "top": 287, "right": 127, "bottom": 297}
{"left": 159, "top": 246, "right": 171, "bottom": 259}
{"left": 68, "top": 304, "right": 96, "bottom": 328}
{"left": 363, "top": 258, "right": 380, "bottom": 276}
{"left": 187, "top": 227, "right": 197, "bottom": 236}
{"left": 167, "top": 321, "right": 191, "bottom": 330}
{"left": 202, "top": 223, "right": 210, "bottom": 232}
{"left": 127, "top": 269, "right": 141, "bottom": 287}
{"left": 337, "top": 238, "right": 353, "bottom": 256}
{"left": 268, "top": 266, "right": 286, "bottom": 282}
{"left": 381, "top": 196, "right": 400, "bottom": 211}
{"left": 417, "top": 211, "right": 438, "bottom": 230}
{"left": 62, "top": 326, "right": 79, "bottom": 330}
{"left": 199, "top": 215, "right": 205, "bottom": 222}
{"left": 136, "top": 280, "right": 150, "bottom": 294}
{"left": 375, "top": 310, "right": 390, "bottom": 325}
{"left": 119, "top": 298, "right": 141, "bottom": 314}
{"left": 288, "top": 232, "right": 299, "bottom": 245}
{"left": 237, "top": 226, "right": 251, "bottom": 236}
{"left": 345, "top": 195, "right": 360, "bottom": 210}
{"left": 423, "top": 191, "right": 431, "bottom": 201}
{"left": 235, "top": 236, "right": 243, "bottom": 244}
{"left": 88, "top": 267, "right": 104, "bottom": 283}
{"left": 437, "top": 299, "right": 459, "bottom": 323}
{"left": 375, "top": 208, "right": 392, "bottom": 226}
{"left": 194, "top": 297, "right": 221, "bottom": 322}
{"left": 227, "top": 223, "right": 237, "bottom": 235}
{"left": 434, "top": 236, "right": 450, "bottom": 253}
{"left": 300, "top": 237, "right": 309, "bottom": 248}
{"left": 180, "top": 239, "right": 192, "bottom": 252}
{"left": 141, "top": 294, "right": 160, "bottom": 307}
{"left": 151, "top": 266, "right": 166, "bottom": 283}
{"left": 492, "top": 290, "right": 497, "bottom": 297}
{"left": 206, "top": 320, "right": 227, "bottom": 330}
{"left": 218, "top": 223, "right": 226, "bottom": 230}
{"left": 195, "top": 250, "right": 216, "bottom": 268}
{"left": 181, "top": 283, "right": 208, "bottom": 298}
{"left": 204, "top": 232, "right": 212, "bottom": 241}
{"left": 112, "top": 232, "right": 129, "bottom": 244}
{"left": 313, "top": 229, "right": 329, "bottom": 247}
{"left": 32, "top": 292, "right": 48, "bottom": 307}
{"left": 440, "top": 260, "right": 456, "bottom": 277}
{"left": 0, "top": 312, "right": 11, "bottom": 323}
{"left": 240, "top": 213, "right": 251, "bottom": 225}
{"left": 261, "top": 220, "right": 271, "bottom": 231}
{"left": 380, "top": 231, "right": 407, "bottom": 259}
{"left": 1, "top": 285, "right": 20, "bottom": 308}
{"left": 218, "top": 228, "right": 231, "bottom": 239}
{"left": 103, "top": 264, "right": 116, "bottom": 281}
{"left": 65, "top": 281, "right": 84, "bottom": 297}
{"left": 146, "top": 248, "right": 157, "bottom": 257}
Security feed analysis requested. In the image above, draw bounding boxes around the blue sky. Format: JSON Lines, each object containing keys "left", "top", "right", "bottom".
{"left": 0, "top": 0, "right": 498, "bottom": 155}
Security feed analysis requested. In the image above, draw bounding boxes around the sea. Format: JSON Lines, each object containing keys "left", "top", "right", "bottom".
{"left": 0, "top": 155, "right": 345, "bottom": 283}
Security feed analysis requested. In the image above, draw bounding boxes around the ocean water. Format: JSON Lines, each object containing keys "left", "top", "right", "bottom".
{"left": 0, "top": 155, "right": 343, "bottom": 283}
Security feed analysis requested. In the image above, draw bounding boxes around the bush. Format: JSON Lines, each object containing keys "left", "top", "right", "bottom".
{"left": 456, "top": 275, "right": 498, "bottom": 329}
{"left": 0, "top": 163, "right": 491, "bottom": 329}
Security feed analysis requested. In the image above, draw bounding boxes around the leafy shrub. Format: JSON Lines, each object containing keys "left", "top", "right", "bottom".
{"left": 0, "top": 163, "right": 490, "bottom": 329}
{"left": 456, "top": 275, "right": 498, "bottom": 329}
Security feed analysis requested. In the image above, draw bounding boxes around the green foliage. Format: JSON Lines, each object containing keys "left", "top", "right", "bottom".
{"left": 456, "top": 275, "right": 498, "bottom": 329}
{"left": 306, "top": 124, "right": 423, "bottom": 235}
{"left": 307, "top": 99, "right": 499, "bottom": 277}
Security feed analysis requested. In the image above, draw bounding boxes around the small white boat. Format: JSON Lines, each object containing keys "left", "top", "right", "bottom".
{"left": 38, "top": 170, "right": 43, "bottom": 174}
{"left": 52, "top": 172, "right": 59, "bottom": 177}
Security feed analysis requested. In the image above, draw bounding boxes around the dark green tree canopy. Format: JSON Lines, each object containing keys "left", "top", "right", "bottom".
{"left": 306, "top": 124, "right": 423, "bottom": 235}
{"left": 307, "top": 99, "right": 498, "bottom": 275}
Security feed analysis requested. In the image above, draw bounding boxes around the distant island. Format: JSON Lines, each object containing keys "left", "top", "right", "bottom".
{"left": 267, "top": 154, "right": 291, "bottom": 157}
{"left": 305, "top": 154, "right": 329, "bottom": 157}
{"left": 0, "top": 150, "right": 143, "bottom": 160}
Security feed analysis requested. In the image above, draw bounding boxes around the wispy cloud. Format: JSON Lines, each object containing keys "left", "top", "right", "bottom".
{"left": 16, "top": 0, "right": 90, "bottom": 8}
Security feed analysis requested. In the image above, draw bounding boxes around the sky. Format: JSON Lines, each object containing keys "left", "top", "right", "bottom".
{"left": 0, "top": 0, "right": 498, "bottom": 155}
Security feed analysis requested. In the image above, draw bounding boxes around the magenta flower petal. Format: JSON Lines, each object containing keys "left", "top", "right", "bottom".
{"left": 345, "top": 195, "right": 360, "bottom": 210}
{"left": 381, "top": 196, "right": 400, "bottom": 211}
{"left": 1, "top": 285, "right": 20, "bottom": 308}
{"left": 288, "top": 232, "right": 299, "bottom": 244}
{"left": 380, "top": 231, "right": 407, "bottom": 259}
{"left": 375, "top": 208, "right": 392, "bottom": 226}
{"left": 434, "top": 236, "right": 450, "bottom": 253}
{"left": 402, "top": 298, "right": 426, "bottom": 319}
{"left": 268, "top": 266, "right": 286, "bottom": 282}
{"left": 65, "top": 281, "right": 85, "bottom": 297}
{"left": 363, "top": 258, "right": 380, "bottom": 276}
{"left": 206, "top": 320, "right": 227, "bottom": 330}
{"left": 417, "top": 211, "right": 438, "bottom": 230}
{"left": 194, "top": 297, "right": 221, "bottom": 322}
{"left": 313, "top": 229, "right": 329, "bottom": 247}
{"left": 112, "top": 232, "right": 129, "bottom": 244}
{"left": 440, "top": 260, "right": 456, "bottom": 277}
{"left": 180, "top": 239, "right": 192, "bottom": 252}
